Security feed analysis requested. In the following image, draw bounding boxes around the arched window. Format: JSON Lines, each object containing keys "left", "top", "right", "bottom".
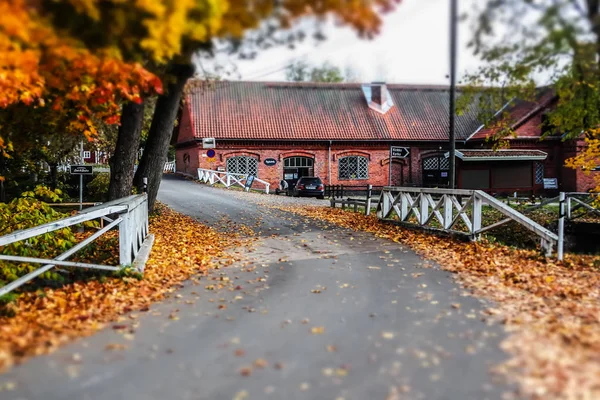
{"left": 284, "top": 157, "right": 314, "bottom": 168}
{"left": 226, "top": 156, "right": 258, "bottom": 176}
{"left": 339, "top": 156, "right": 369, "bottom": 180}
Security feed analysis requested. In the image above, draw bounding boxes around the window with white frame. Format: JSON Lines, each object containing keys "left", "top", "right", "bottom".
{"left": 83, "top": 151, "right": 91, "bottom": 159}
{"left": 338, "top": 156, "right": 369, "bottom": 180}
{"left": 226, "top": 156, "right": 258, "bottom": 176}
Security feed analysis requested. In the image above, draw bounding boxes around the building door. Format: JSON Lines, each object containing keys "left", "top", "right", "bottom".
{"left": 422, "top": 155, "right": 450, "bottom": 187}
{"left": 283, "top": 157, "right": 314, "bottom": 187}
{"left": 390, "top": 160, "right": 405, "bottom": 186}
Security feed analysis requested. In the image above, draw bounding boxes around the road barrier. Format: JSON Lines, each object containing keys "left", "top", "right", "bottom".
{"left": 0, "top": 195, "right": 154, "bottom": 296}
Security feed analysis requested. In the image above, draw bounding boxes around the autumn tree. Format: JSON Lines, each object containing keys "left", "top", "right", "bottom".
{"left": 1, "top": 1, "right": 400, "bottom": 209}
{"left": 0, "top": 0, "right": 163, "bottom": 188}
{"left": 130, "top": 0, "right": 401, "bottom": 211}
{"left": 464, "top": 0, "right": 600, "bottom": 191}
{"left": 285, "top": 61, "right": 345, "bottom": 82}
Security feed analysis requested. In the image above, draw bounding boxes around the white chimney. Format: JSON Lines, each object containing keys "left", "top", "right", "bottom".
{"left": 362, "top": 82, "right": 394, "bottom": 114}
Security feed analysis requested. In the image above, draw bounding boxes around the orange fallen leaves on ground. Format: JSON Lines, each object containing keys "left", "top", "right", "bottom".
{"left": 278, "top": 205, "right": 600, "bottom": 400}
{"left": 0, "top": 204, "right": 238, "bottom": 372}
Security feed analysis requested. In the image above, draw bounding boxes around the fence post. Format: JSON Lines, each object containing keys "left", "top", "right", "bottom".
{"left": 119, "top": 210, "right": 133, "bottom": 265}
{"left": 472, "top": 193, "right": 482, "bottom": 237}
{"left": 382, "top": 189, "right": 390, "bottom": 218}
{"left": 341, "top": 185, "right": 344, "bottom": 199}
{"left": 443, "top": 194, "right": 452, "bottom": 229}
{"left": 365, "top": 184, "right": 373, "bottom": 216}
{"left": 419, "top": 193, "right": 428, "bottom": 225}
{"left": 558, "top": 192, "right": 565, "bottom": 261}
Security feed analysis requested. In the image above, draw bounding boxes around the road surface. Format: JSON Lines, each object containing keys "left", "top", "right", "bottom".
{"left": 0, "top": 175, "right": 516, "bottom": 400}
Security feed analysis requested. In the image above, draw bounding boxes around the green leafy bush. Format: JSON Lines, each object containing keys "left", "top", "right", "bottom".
{"left": 87, "top": 172, "right": 110, "bottom": 202}
{"left": 0, "top": 186, "right": 75, "bottom": 284}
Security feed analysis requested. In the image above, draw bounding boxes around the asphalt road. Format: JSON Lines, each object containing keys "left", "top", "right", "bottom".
{"left": 0, "top": 175, "right": 517, "bottom": 400}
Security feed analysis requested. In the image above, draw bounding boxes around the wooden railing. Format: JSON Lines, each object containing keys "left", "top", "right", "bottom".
{"left": 0, "top": 195, "right": 154, "bottom": 296}
{"left": 376, "top": 186, "right": 558, "bottom": 256}
{"left": 197, "top": 168, "right": 270, "bottom": 194}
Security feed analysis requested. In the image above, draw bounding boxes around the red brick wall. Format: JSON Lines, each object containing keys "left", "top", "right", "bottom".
{"left": 176, "top": 141, "right": 447, "bottom": 189}
{"left": 176, "top": 104, "right": 196, "bottom": 144}
{"left": 175, "top": 143, "right": 200, "bottom": 176}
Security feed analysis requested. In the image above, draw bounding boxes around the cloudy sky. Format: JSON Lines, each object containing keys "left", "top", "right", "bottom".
{"left": 200, "top": 0, "right": 483, "bottom": 84}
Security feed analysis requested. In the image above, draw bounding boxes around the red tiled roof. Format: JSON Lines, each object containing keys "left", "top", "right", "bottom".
{"left": 455, "top": 149, "right": 548, "bottom": 161}
{"left": 470, "top": 89, "right": 556, "bottom": 140}
{"left": 184, "top": 81, "right": 484, "bottom": 142}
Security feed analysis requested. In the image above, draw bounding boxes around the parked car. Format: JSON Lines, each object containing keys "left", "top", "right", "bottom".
{"left": 291, "top": 177, "right": 325, "bottom": 199}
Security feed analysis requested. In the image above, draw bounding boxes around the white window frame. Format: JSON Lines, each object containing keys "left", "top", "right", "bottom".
{"left": 226, "top": 156, "right": 259, "bottom": 177}
{"left": 338, "top": 156, "right": 369, "bottom": 180}
{"left": 83, "top": 151, "right": 91, "bottom": 159}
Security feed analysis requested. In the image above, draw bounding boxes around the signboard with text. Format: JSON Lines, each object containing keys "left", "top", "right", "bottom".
{"left": 70, "top": 165, "right": 93, "bottom": 175}
{"left": 390, "top": 146, "right": 410, "bottom": 158}
{"left": 543, "top": 178, "right": 558, "bottom": 189}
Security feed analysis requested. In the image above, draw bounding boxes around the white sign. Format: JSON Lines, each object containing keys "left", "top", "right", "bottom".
{"left": 543, "top": 178, "right": 558, "bottom": 189}
{"left": 202, "top": 138, "right": 216, "bottom": 149}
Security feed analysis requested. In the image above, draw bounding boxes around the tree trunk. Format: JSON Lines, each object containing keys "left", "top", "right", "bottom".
{"left": 134, "top": 63, "right": 195, "bottom": 212}
{"left": 108, "top": 101, "right": 145, "bottom": 200}
{"left": 49, "top": 163, "right": 58, "bottom": 190}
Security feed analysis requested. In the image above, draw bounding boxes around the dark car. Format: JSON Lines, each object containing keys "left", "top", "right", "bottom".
{"left": 291, "top": 177, "right": 325, "bottom": 199}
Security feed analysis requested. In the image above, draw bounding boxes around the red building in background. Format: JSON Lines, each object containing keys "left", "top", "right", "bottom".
{"left": 175, "top": 81, "right": 597, "bottom": 194}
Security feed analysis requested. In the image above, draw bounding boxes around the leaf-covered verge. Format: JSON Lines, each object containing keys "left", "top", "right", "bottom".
{"left": 276, "top": 206, "right": 600, "bottom": 400}
{"left": 0, "top": 204, "right": 240, "bottom": 372}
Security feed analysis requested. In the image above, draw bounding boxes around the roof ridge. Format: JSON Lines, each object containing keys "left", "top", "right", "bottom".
{"left": 185, "top": 79, "right": 473, "bottom": 91}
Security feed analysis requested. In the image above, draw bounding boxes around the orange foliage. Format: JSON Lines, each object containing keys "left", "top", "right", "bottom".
{"left": 0, "top": 0, "right": 163, "bottom": 146}
{"left": 0, "top": 204, "right": 241, "bottom": 371}
{"left": 0, "top": 0, "right": 399, "bottom": 150}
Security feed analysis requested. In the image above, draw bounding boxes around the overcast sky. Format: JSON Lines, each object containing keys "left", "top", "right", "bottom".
{"left": 199, "top": 0, "right": 483, "bottom": 84}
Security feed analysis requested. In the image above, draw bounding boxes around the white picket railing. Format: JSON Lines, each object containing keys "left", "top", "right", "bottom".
{"left": 376, "top": 186, "right": 558, "bottom": 256}
{"left": 556, "top": 192, "right": 599, "bottom": 260}
{"left": 0, "top": 194, "right": 154, "bottom": 296}
{"left": 197, "top": 168, "right": 270, "bottom": 194}
{"left": 164, "top": 161, "right": 176, "bottom": 173}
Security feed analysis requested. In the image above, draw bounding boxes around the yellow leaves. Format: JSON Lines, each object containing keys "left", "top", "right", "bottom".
{"left": 565, "top": 137, "right": 600, "bottom": 194}
{"left": 105, "top": 343, "right": 127, "bottom": 351}
{"left": 310, "top": 326, "right": 325, "bottom": 334}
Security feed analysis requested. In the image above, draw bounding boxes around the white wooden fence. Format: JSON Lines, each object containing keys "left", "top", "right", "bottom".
{"left": 164, "top": 161, "right": 176, "bottom": 173}
{"left": 197, "top": 168, "right": 270, "bottom": 194}
{"left": 376, "top": 187, "right": 559, "bottom": 256}
{"left": 0, "top": 195, "right": 154, "bottom": 296}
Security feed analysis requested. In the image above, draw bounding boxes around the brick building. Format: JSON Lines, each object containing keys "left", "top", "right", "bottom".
{"left": 175, "top": 81, "right": 597, "bottom": 194}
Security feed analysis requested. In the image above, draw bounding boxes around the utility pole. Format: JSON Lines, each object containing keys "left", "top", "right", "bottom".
{"left": 448, "top": 0, "right": 458, "bottom": 189}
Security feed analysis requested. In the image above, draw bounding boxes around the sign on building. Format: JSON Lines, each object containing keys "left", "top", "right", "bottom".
{"left": 202, "top": 138, "right": 216, "bottom": 149}
{"left": 543, "top": 178, "right": 558, "bottom": 189}
{"left": 390, "top": 146, "right": 410, "bottom": 158}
